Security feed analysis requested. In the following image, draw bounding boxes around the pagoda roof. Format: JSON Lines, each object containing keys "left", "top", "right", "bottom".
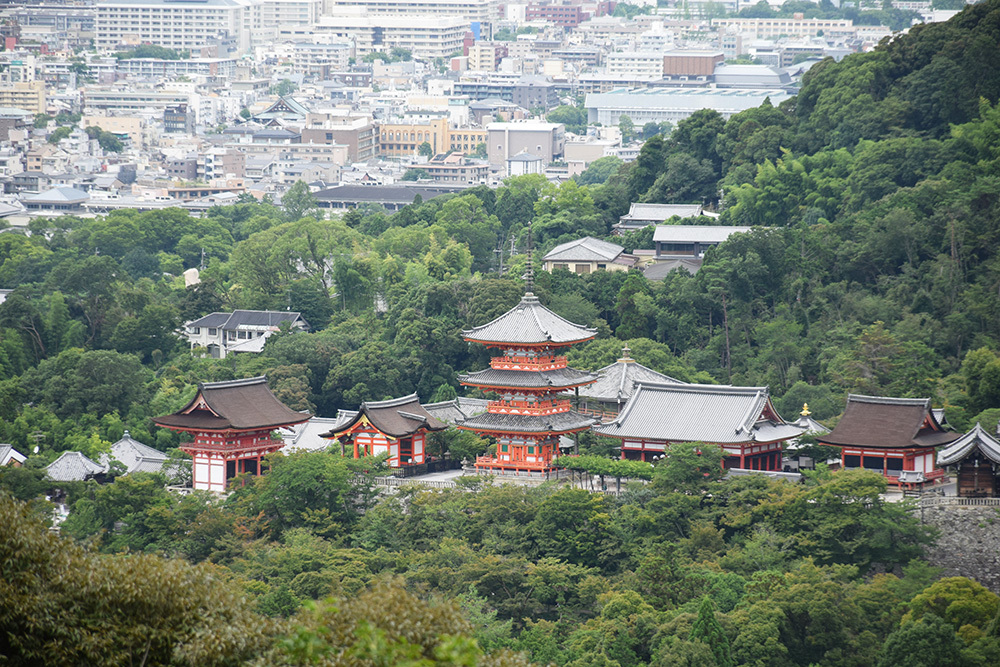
{"left": 818, "top": 394, "right": 959, "bottom": 450}
{"left": 580, "top": 348, "right": 682, "bottom": 402}
{"left": 936, "top": 422, "right": 1000, "bottom": 466}
{"left": 595, "top": 382, "right": 802, "bottom": 444}
{"left": 153, "top": 376, "right": 310, "bottom": 432}
{"left": 458, "top": 410, "right": 596, "bottom": 435}
{"left": 320, "top": 394, "right": 448, "bottom": 439}
{"left": 459, "top": 367, "right": 597, "bottom": 390}
{"left": 462, "top": 293, "right": 596, "bottom": 346}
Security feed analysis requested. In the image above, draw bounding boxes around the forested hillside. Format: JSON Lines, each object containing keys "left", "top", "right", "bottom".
{"left": 3, "top": 3, "right": 1000, "bottom": 665}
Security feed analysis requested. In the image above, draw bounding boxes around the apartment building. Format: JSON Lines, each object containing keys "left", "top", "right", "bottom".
{"left": 526, "top": 3, "right": 589, "bottom": 28}
{"left": 114, "top": 57, "right": 240, "bottom": 80}
{"left": 292, "top": 42, "right": 352, "bottom": 78}
{"left": 407, "top": 153, "right": 488, "bottom": 185}
{"left": 325, "top": 0, "right": 498, "bottom": 23}
{"left": 0, "top": 81, "right": 46, "bottom": 115}
{"left": 711, "top": 16, "right": 855, "bottom": 40}
{"left": 300, "top": 113, "right": 376, "bottom": 162}
{"left": 605, "top": 52, "right": 665, "bottom": 79}
{"left": 83, "top": 88, "right": 194, "bottom": 115}
{"left": 312, "top": 15, "right": 468, "bottom": 59}
{"left": 81, "top": 115, "right": 144, "bottom": 147}
{"left": 95, "top": 0, "right": 261, "bottom": 55}
{"left": 262, "top": 0, "right": 322, "bottom": 26}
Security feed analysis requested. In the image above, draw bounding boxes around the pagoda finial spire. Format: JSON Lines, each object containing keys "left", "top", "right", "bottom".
{"left": 525, "top": 228, "right": 534, "bottom": 295}
{"left": 801, "top": 403, "right": 811, "bottom": 417}
{"left": 618, "top": 344, "right": 634, "bottom": 363}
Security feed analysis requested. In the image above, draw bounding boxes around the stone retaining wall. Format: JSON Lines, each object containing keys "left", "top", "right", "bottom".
{"left": 920, "top": 505, "right": 1000, "bottom": 593}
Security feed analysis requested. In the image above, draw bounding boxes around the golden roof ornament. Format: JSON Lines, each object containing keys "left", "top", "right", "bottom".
{"left": 801, "top": 403, "right": 811, "bottom": 417}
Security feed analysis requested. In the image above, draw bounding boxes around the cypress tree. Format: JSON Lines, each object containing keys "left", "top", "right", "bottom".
{"left": 689, "top": 596, "right": 732, "bottom": 667}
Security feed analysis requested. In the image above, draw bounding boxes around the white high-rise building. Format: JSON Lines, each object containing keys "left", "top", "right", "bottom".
{"left": 325, "top": 0, "right": 498, "bottom": 23}
{"left": 95, "top": 0, "right": 262, "bottom": 55}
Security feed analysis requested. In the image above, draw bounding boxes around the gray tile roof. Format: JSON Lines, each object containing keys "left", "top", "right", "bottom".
{"left": 621, "top": 203, "right": 703, "bottom": 222}
{"left": 652, "top": 225, "right": 752, "bottom": 244}
{"left": 460, "top": 367, "right": 597, "bottom": 390}
{"left": 0, "top": 444, "right": 27, "bottom": 467}
{"left": 595, "top": 382, "right": 803, "bottom": 444}
{"left": 46, "top": 451, "right": 107, "bottom": 482}
{"left": 937, "top": 422, "right": 1000, "bottom": 466}
{"left": 423, "top": 397, "right": 490, "bottom": 423}
{"left": 458, "top": 410, "right": 597, "bottom": 434}
{"left": 543, "top": 237, "right": 624, "bottom": 263}
{"left": 99, "top": 431, "right": 168, "bottom": 475}
{"left": 282, "top": 416, "right": 346, "bottom": 453}
{"left": 186, "top": 310, "right": 308, "bottom": 331}
{"left": 644, "top": 258, "right": 703, "bottom": 279}
{"left": 581, "top": 355, "right": 681, "bottom": 403}
{"left": 462, "top": 293, "right": 596, "bottom": 346}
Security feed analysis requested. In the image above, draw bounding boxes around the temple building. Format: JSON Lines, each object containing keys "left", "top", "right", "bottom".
{"left": 154, "top": 376, "right": 309, "bottom": 492}
{"left": 574, "top": 345, "right": 682, "bottom": 421}
{"left": 817, "top": 394, "right": 959, "bottom": 485}
{"left": 594, "top": 382, "right": 802, "bottom": 469}
{"left": 936, "top": 422, "right": 1000, "bottom": 497}
{"left": 458, "top": 292, "right": 598, "bottom": 472}
{"left": 320, "top": 394, "right": 447, "bottom": 468}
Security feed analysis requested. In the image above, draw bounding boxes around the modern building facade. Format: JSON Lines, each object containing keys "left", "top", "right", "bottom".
{"left": 95, "top": 0, "right": 261, "bottom": 55}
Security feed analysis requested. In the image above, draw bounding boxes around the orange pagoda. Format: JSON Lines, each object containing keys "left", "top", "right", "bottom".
{"left": 458, "top": 291, "right": 598, "bottom": 472}
{"left": 154, "top": 376, "right": 309, "bottom": 492}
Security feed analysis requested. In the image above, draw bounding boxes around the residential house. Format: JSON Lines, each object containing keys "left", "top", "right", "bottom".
{"left": 542, "top": 236, "right": 638, "bottom": 275}
{"left": 183, "top": 310, "right": 310, "bottom": 359}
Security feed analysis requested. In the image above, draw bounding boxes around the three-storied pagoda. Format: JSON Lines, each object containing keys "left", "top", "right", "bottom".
{"left": 458, "top": 291, "right": 598, "bottom": 472}
{"left": 154, "top": 376, "right": 309, "bottom": 492}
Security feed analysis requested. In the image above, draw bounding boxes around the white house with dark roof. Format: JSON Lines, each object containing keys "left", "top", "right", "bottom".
{"left": 542, "top": 237, "right": 637, "bottom": 274}
{"left": 183, "top": 310, "right": 310, "bottom": 359}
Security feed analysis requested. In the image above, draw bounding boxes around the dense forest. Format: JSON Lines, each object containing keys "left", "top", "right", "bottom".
{"left": 3, "top": 2, "right": 1000, "bottom": 665}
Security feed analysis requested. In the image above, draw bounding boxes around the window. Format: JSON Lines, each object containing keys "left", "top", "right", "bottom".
{"left": 575, "top": 264, "right": 591, "bottom": 274}
{"left": 208, "top": 328, "right": 217, "bottom": 335}
{"left": 191, "top": 327, "right": 201, "bottom": 334}
{"left": 500, "top": 444, "right": 508, "bottom": 453}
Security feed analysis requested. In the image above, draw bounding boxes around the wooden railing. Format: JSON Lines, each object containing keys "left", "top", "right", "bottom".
{"left": 913, "top": 496, "right": 1000, "bottom": 508}
{"left": 370, "top": 476, "right": 458, "bottom": 490}
{"left": 475, "top": 455, "right": 554, "bottom": 471}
